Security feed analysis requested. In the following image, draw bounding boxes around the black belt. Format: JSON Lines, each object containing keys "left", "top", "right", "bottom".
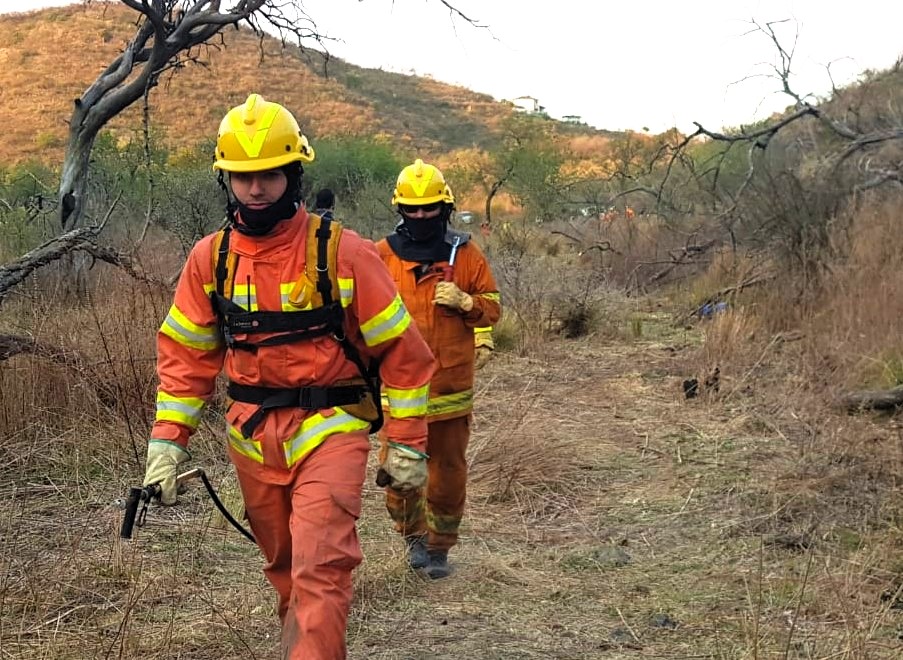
{"left": 228, "top": 382, "right": 367, "bottom": 438}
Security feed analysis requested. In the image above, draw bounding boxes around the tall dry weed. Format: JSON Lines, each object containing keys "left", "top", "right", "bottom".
{"left": 752, "top": 196, "right": 903, "bottom": 391}
{"left": 484, "top": 218, "right": 635, "bottom": 355}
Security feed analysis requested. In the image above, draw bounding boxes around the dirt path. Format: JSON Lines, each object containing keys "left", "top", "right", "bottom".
{"left": 348, "top": 316, "right": 903, "bottom": 659}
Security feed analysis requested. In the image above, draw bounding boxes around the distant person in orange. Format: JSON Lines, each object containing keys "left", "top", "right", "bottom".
{"left": 625, "top": 205, "right": 635, "bottom": 220}
{"left": 141, "top": 94, "right": 435, "bottom": 659}
{"left": 375, "top": 159, "right": 501, "bottom": 579}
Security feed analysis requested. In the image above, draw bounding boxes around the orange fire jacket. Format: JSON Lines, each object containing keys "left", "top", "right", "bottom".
{"left": 375, "top": 236, "right": 501, "bottom": 421}
{"left": 151, "top": 208, "right": 435, "bottom": 477}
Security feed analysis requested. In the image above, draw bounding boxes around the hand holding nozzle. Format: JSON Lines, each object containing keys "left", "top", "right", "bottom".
{"left": 142, "top": 440, "right": 191, "bottom": 505}
{"left": 120, "top": 467, "right": 204, "bottom": 539}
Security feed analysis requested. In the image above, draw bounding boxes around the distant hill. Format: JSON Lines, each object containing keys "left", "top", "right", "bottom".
{"left": 0, "top": 3, "right": 615, "bottom": 167}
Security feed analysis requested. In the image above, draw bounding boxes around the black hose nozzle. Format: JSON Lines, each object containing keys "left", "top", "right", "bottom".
{"left": 119, "top": 485, "right": 158, "bottom": 539}
{"left": 119, "top": 468, "right": 202, "bottom": 540}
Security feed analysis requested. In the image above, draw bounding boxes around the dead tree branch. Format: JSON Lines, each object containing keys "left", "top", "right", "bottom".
{"left": 649, "top": 239, "right": 718, "bottom": 283}
{"left": 838, "top": 385, "right": 903, "bottom": 412}
{"left": 0, "top": 226, "right": 105, "bottom": 305}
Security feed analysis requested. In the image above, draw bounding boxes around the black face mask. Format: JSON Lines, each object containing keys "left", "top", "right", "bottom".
{"left": 228, "top": 163, "right": 303, "bottom": 236}
{"left": 235, "top": 192, "right": 298, "bottom": 236}
{"left": 399, "top": 215, "right": 445, "bottom": 242}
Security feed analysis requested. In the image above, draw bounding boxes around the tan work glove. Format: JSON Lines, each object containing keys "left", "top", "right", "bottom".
{"left": 143, "top": 440, "right": 191, "bottom": 505}
{"left": 433, "top": 281, "right": 473, "bottom": 312}
{"left": 380, "top": 442, "right": 428, "bottom": 491}
{"left": 474, "top": 345, "right": 494, "bottom": 370}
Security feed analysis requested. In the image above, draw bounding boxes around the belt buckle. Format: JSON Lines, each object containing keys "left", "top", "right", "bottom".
{"left": 298, "top": 388, "right": 313, "bottom": 409}
{"left": 299, "top": 387, "right": 329, "bottom": 410}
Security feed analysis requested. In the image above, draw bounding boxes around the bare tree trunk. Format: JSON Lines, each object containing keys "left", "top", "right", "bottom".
{"left": 484, "top": 165, "right": 513, "bottom": 228}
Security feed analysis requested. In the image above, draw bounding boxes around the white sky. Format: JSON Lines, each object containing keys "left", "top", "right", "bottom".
{"left": 7, "top": 0, "right": 903, "bottom": 133}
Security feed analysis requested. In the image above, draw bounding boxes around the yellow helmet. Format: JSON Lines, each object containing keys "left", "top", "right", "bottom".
{"left": 213, "top": 94, "right": 315, "bottom": 173}
{"left": 391, "top": 158, "right": 454, "bottom": 206}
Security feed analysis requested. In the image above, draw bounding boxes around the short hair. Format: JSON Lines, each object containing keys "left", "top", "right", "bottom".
{"left": 315, "top": 188, "right": 335, "bottom": 210}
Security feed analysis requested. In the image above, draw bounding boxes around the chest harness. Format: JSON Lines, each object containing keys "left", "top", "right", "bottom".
{"left": 209, "top": 215, "right": 382, "bottom": 439}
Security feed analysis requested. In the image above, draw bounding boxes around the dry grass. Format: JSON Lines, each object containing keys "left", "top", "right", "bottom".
{"left": 2, "top": 195, "right": 903, "bottom": 658}
{"left": 2, "top": 272, "right": 900, "bottom": 658}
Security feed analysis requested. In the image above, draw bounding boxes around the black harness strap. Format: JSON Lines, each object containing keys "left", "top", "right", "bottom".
{"left": 210, "top": 294, "right": 345, "bottom": 351}
{"left": 228, "top": 382, "right": 368, "bottom": 438}
{"left": 215, "top": 225, "right": 234, "bottom": 298}
{"left": 209, "top": 215, "right": 384, "bottom": 439}
{"left": 315, "top": 219, "right": 334, "bottom": 305}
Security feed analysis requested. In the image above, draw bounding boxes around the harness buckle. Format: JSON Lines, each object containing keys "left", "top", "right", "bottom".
{"left": 298, "top": 387, "right": 329, "bottom": 409}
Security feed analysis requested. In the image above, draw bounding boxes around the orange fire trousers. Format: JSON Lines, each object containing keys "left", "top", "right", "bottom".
{"left": 382, "top": 415, "right": 470, "bottom": 551}
{"left": 234, "top": 430, "right": 369, "bottom": 660}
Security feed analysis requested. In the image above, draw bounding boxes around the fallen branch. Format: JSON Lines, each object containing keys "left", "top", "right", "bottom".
{"left": 79, "top": 243, "right": 168, "bottom": 287}
{"left": 0, "top": 226, "right": 102, "bottom": 304}
{"left": 838, "top": 385, "right": 903, "bottom": 412}
{"left": 0, "top": 334, "right": 79, "bottom": 365}
{"left": 579, "top": 241, "right": 621, "bottom": 256}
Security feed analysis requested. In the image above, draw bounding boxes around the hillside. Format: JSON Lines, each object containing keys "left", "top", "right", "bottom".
{"left": 0, "top": 3, "right": 610, "bottom": 166}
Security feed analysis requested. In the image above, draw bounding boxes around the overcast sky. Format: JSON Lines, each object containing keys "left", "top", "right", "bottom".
{"left": 8, "top": 1, "right": 903, "bottom": 133}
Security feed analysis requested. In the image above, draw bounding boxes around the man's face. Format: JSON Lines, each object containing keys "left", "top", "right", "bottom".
{"left": 230, "top": 169, "right": 288, "bottom": 208}
{"left": 399, "top": 201, "right": 443, "bottom": 220}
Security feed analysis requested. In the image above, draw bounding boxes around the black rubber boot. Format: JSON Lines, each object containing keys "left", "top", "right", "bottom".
{"left": 424, "top": 550, "right": 453, "bottom": 580}
{"left": 405, "top": 535, "right": 429, "bottom": 570}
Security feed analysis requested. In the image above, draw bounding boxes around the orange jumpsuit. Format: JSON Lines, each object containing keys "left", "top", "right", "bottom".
{"left": 375, "top": 236, "right": 500, "bottom": 551}
{"left": 151, "top": 207, "right": 434, "bottom": 659}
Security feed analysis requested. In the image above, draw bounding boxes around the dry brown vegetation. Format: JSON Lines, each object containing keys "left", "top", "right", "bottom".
{"left": 2, "top": 202, "right": 903, "bottom": 657}
{"left": 1, "top": 4, "right": 902, "bottom": 659}
{"left": 0, "top": 3, "right": 579, "bottom": 166}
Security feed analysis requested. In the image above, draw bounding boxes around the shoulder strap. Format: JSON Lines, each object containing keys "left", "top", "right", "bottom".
{"left": 305, "top": 213, "right": 343, "bottom": 307}
{"left": 211, "top": 226, "right": 239, "bottom": 298}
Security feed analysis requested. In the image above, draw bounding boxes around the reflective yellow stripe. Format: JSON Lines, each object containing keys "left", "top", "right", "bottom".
{"left": 280, "top": 282, "right": 318, "bottom": 311}
{"left": 384, "top": 384, "right": 429, "bottom": 418}
{"left": 278, "top": 279, "right": 352, "bottom": 311}
{"left": 476, "top": 292, "right": 501, "bottom": 302}
{"left": 339, "top": 277, "right": 354, "bottom": 308}
{"left": 155, "top": 391, "right": 205, "bottom": 428}
{"left": 283, "top": 409, "right": 370, "bottom": 467}
{"left": 280, "top": 282, "right": 300, "bottom": 310}
{"left": 228, "top": 425, "right": 264, "bottom": 463}
{"left": 360, "top": 294, "right": 411, "bottom": 347}
{"left": 428, "top": 389, "right": 473, "bottom": 417}
{"left": 159, "top": 304, "right": 221, "bottom": 351}
{"left": 474, "top": 326, "right": 493, "bottom": 334}
{"left": 230, "top": 283, "right": 258, "bottom": 311}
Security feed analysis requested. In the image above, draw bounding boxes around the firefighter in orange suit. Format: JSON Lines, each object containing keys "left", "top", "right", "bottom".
{"left": 141, "top": 95, "right": 435, "bottom": 659}
{"left": 375, "top": 159, "right": 501, "bottom": 579}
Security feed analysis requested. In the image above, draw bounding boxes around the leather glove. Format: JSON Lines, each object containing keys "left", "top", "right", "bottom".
{"left": 433, "top": 281, "right": 473, "bottom": 312}
{"left": 143, "top": 440, "right": 191, "bottom": 505}
{"left": 474, "top": 345, "right": 494, "bottom": 370}
{"left": 379, "top": 442, "right": 428, "bottom": 491}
